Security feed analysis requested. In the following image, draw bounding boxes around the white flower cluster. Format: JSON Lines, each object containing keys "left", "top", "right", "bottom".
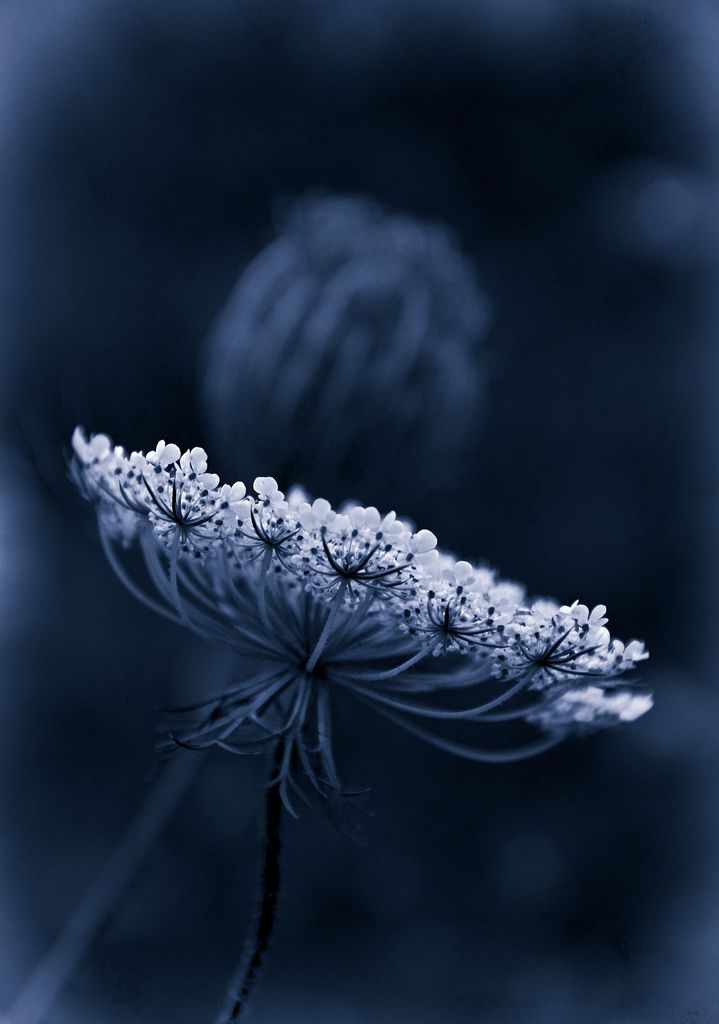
{"left": 493, "top": 600, "right": 648, "bottom": 690}
{"left": 526, "top": 686, "right": 654, "bottom": 732}
{"left": 72, "top": 428, "right": 650, "bottom": 735}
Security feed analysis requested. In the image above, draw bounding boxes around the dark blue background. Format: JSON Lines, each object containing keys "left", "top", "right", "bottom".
{"left": 0, "top": 2, "right": 716, "bottom": 1021}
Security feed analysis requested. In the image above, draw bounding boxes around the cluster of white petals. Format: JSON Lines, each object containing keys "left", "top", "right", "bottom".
{"left": 71, "top": 427, "right": 652, "bottom": 804}
{"left": 494, "top": 600, "right": 648, "bottom": 690}
{"left": 526, "top": 686, "right": 654, "bottom": 731}
{"left": 72, "top": 427, "right": 649, "bottom": 685}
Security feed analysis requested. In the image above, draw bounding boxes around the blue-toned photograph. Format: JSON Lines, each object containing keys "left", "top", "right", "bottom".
{"left": 0, "top": 2, "right": 716, "bottom": 1022}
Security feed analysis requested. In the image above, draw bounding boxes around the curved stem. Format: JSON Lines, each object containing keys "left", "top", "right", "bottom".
{"left": 214, "top": 741, "right": 284, "bottom": 1024}
{"left": 169, "top": 530, "right": 193, "bottom": 631}
{"left": 3, "top": 754, "right": 200, "bottom": 1024}
{"left": 257, "top": 548, "right": 274, "bottom": 635}
{"left": 333, "top": 641, "right": 435, "bottom": 682}
{"left": 359, "top": 695, "right": 563, "bottom": 763}
{"left": 99, "top": 519, "right": 180, "bottom": 627}
{"left": 338, "top": 672, "right": 531, "bottom": 719}
{"left": 306, "top": 581, "right": 347, "bottom": 673}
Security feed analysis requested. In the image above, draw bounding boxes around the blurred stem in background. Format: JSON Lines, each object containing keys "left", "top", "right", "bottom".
{"left": 1, "top": 754, "right": 201, "bottom": 1024}
{"left": 1, "top": 738, "right": 286, "bottom": 1024}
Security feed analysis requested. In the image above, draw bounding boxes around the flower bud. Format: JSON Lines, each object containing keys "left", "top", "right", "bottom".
{"left": 202, "top": 192, "right": 491, "bottom": 510}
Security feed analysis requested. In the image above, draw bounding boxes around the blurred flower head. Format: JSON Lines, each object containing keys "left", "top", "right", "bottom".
{"left": 202, "top": 192, "right": 491, "bottom": 508}
{"left": 71, "top": 427, "right": 651, "bottom": 818}
{"left": 526, "top": 685, "right": 653, "bottom": 732}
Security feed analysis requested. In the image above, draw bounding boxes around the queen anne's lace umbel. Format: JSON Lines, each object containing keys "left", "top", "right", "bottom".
{"left": 71, "top": 428, "right": 651, "bottom": 813}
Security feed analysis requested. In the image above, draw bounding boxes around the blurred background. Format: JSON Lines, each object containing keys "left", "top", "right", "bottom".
{"left": 0, "top": 0, "right": 717, "bottom": 1021}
